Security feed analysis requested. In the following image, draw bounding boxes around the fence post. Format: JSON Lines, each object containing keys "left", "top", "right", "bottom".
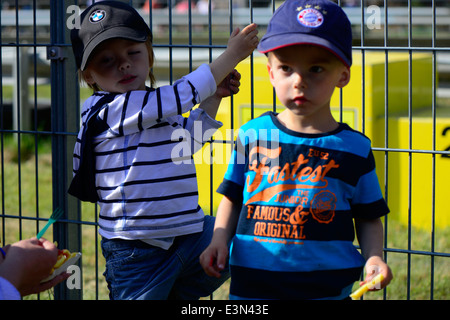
{"left": 12, "top": 46, "right": 30, "bottom": 135}
{"left": 50, "top": 0, "right": 82, "bottom": 300}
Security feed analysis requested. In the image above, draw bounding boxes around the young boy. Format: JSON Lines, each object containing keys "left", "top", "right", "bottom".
{"left": 200, "top": 0, "right": 393, "bottom": 299}
{"left": 69, "top": 1, "right": 258, "bottom": 299}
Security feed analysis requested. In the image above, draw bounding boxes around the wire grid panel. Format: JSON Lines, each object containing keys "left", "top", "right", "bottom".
{"left": 0, "top": 0, "right": 449, "bottom": 300}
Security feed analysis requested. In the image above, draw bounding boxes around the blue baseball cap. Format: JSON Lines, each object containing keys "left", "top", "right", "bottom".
{"left": 258, "top": 0, "right": 353, "bottom": 67}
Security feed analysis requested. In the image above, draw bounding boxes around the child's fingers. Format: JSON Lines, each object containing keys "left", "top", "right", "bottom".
{"left": 362, "top": 271, "right": 390, "bottom": 291}
{"left": 207, "top": 249, "right": 228, "bottom": 278}
{"left": 230, "top": 27, "right": 240, "bottom": 38}
{"left": 205, "top": 262, "right": 222, "bottom": 278}
{"left": 363, "top": 261, "right": 393, "bottom": 291}
{"left": 377, "top": 268, "right": 393, "bottom": 289}
{"left": 199, "top": 250, "right": 211, "bottom": 268}
{"left": 234, "top": 23, "right": 258, "bottom": 43}
{"left": 229, "top": 80, "right": 240, "bottom": 94}
{"left": 200, "top": 250, "right": 221, "bottom": 278}
{"left": 230, "top": 75, "right": 240, "bottom": 88}
{"left": 229, "top": 85, "right": 240, "bottom": 95}
{"left": 241, "top": 23, "right": 258, "bottom": 34}
{"left": 231, "top": 69, "right": 241, "bottom": 80}
{"left": 243, "top": 24, "right": 259, "bottom": 42}
{"left": 225, "top": 74, "right": 240, "bottom": 95}
{"left": 215, "top": 248, "right": 228, "bottom": 273}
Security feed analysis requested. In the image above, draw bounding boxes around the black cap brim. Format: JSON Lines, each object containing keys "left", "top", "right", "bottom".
{"left": 81, "top": 27, "right": 149, "bottom": 70}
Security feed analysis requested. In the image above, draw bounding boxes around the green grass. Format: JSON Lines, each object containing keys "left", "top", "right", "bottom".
{"left": 0, "top": 137, "right": 449, "bottom": 300}
{"left": 1, "top": 84, "right": 93, "bottom": 102}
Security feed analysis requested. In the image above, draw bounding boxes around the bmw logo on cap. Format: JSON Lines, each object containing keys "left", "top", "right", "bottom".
{"left": 89, "top": 9, "right": 106, "bottom": 23}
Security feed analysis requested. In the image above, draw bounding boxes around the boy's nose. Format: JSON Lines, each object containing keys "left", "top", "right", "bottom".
{"left": 119, "top": 58, "right": 131, "bottom": 71}
{"left": 294, "top": 73, "right": 306, "bottom": 89}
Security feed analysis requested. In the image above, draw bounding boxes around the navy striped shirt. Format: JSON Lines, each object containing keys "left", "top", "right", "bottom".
{"left": 72, "top": 64, "right": 219, "bottom": 245}
{"left": 217, "top": 112, "right": 389, "bottom": 299}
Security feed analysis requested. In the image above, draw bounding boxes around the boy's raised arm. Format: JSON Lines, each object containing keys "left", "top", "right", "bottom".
{"left": 199, "top": 69, "right": 241, "bottom": 119}
{"left": 209, "top": 23, "right": 258, "bottom": 87}
{"left": 95, "top": 25, "right": 257, "bottom": 139}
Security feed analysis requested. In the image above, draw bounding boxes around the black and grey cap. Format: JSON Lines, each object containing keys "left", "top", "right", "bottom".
{"left": 71, "top": 1, "right": 152, "bottom": 70}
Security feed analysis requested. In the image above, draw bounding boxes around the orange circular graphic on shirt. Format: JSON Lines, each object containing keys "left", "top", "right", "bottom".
{"left": 310, "top": 190, "right": 336, "bottom": 224}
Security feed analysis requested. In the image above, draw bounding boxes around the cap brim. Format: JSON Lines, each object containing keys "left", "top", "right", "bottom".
{"left": 258, "top": 33, "right": 351, "bottom": 68}
{"left": 81, "top": 27, "right": 148, "bottom": 70}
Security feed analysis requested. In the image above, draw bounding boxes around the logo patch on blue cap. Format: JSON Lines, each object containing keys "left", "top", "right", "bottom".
{"left": 89, "top": 10, "right": 106, "bottom": 23}
{"left": 297, "top": 8, "right": 324, "bottom": 28}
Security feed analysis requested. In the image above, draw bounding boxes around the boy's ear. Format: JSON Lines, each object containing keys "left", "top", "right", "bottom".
{"left": 336, "top": 67, "right": 351, "bottom": 88}
{"left": 82, "top": 70, "right": 95, "bottom": 85}
{"left": 267, "top": 63, "right": 275, "bottom": 87}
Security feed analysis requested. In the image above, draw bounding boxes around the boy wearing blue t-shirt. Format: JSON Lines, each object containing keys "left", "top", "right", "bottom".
{"left": 200, "top": 0, "right": 393, "bottom": 299}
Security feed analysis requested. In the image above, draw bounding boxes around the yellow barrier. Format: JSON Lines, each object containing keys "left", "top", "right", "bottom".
{"left": 386, "top": 115, "right": 450, "bottom": 230}
{"left": 195, "top": 52, "right": 449, "bottom": 229}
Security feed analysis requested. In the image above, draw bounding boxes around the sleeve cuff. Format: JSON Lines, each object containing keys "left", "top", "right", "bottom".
{"left": 0, "top": 277, "right": 21, "bottom": 300}
{"left": 182, "top": 64, "right": 216, "bottom": 103}
{"left": 193, "top": 108, "right": 223, "bottom": 129}
{"left": 351, "top": 199, "right": 390, "bottom": 220}
{"left": 217, "top": 178, "right": 244, "bottom": 204}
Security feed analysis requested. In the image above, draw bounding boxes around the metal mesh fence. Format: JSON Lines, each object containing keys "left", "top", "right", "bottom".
{"left": 0, "top": 0, "right": 449, "bottom": 300}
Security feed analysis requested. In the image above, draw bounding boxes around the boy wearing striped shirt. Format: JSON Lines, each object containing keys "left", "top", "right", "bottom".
{"left": 200, "top": 0, "right": 393, "bottom": 299}
{"left": 69, "top": 1, "right": 258, "bottom": 299}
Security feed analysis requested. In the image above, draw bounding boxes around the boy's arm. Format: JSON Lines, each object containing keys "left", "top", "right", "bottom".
{"left": 199, "top": 70, "right": 241, "bottom": 119}
{"left": 98, "top": 25, "right": 256, "bottom": 138}
{"left": 355, "top": 217, "right": 393, "bottom": 289}
{"left": 209, "top": 23, "right": 258, "bottom": 87}
{"left": 200, "top": 196, "right": 242, "bottom": 278}
{"left": 98, "top": 63, "right": 217, "bottom": 138}
{"left": 172, "top": 70, "right": 240, "bottom": 155}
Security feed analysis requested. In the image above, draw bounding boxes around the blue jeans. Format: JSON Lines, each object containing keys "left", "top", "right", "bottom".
{"left": 101, "top": 215, "right": 229, "bottom": 300}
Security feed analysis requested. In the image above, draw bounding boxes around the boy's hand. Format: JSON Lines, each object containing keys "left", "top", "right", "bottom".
{"left": 227, "top": 23, "right": 259, "bottom": 62}
{"left": 360, "top": 256, "right": 393, "bottom": 290}
{"left": 200, "top": 239, "right": 229, "bottom": 278}
{"left": 197, "top": 69, "right": 241, "bottom": 119}
{"left": 215, "top": 69, "right": 241, "bottom": 99}
{"left": 208, "top": 23, "right": 257, "bottom": 87}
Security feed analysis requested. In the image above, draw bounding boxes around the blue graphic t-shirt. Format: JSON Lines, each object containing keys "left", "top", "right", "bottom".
{"left": 217, "top": 112, "right": 389, "bottom": 300}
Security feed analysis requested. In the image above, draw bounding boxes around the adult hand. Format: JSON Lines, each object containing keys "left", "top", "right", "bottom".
{"left": 0, "top": 238, "right": 65, "bottom": 296}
